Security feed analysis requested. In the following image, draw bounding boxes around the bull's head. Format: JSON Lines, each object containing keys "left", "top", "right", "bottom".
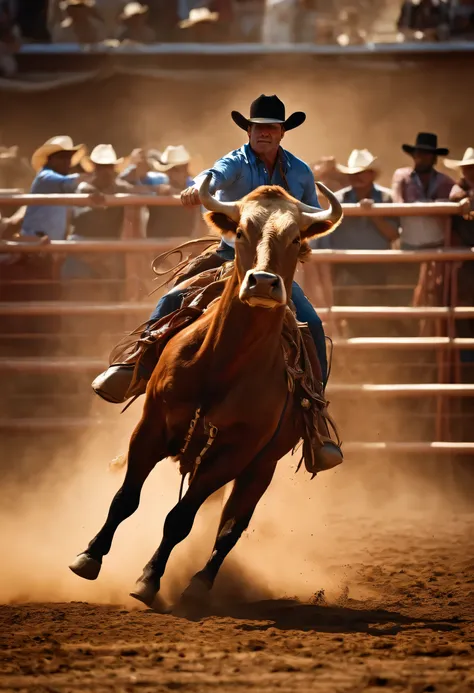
{"left": 200, "top": 174, "right": 342, "bottom": 309}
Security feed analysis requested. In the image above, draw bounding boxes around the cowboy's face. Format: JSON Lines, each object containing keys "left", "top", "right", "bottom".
{"left": 349, "top": 170, "right": 376, "bottom": 191}
{"left": 461, "top": 164, "right": 474, "bottom": 187}
{"left": 94, "top": 163, "right": 116, "bottom": 187}
{"left": 168, "top": 164, "right": 189, "bottom": 189}
{"left": 47, "top": 151, "right": 74, "bottom": 175}
{"left": 413, "top": 149, "right": 437, "bottom": 173}
{"left": 248, "top": 123, "right": 284, "bottom": 157}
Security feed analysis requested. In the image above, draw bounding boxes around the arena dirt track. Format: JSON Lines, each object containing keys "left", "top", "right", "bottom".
{"left": 1, "top": 515, "right": 473, "bottom": 693}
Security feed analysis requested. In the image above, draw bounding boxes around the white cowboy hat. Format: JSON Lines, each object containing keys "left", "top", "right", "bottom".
{"left": 444, "top": 148, "right": 474, "bottom": 170}
{"left": 153, "top": 145, "right": 191, "bottom": 172}
{"left": 336, "top": 149, "right": 378, "bottom": 174}
{"left": 179, "top": 7, "right": 219, "bottom": 29}
{"left": 120, "top": 2, "right": 148, "bottom": 20}
{"left": 81, "top": 144, "right": 128, "bottom": 173}
{"left": 31, "top": 136, "right": 86, "bottom": 172}
{"left": 60, "top": 0, "right": 96, "bottom": 9}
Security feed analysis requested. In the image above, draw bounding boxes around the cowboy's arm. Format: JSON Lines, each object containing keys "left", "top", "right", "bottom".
{"left": 391, "top": 168, "right": 406, "bottom": 204}
{"left": 183, "top": 155, "right": 241, "bottom": 205}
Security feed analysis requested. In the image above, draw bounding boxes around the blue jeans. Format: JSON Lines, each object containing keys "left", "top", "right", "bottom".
{"left": 148, "top": 246, "right": 328, "bottom": 384}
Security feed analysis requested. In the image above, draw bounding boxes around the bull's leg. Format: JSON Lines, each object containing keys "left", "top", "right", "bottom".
{"left": 69, "top": 413, "right": 165, "bottom": 581}
{"left": 181, "top": 459, "right": 277, "bottom": 606}
{"left": 130, "top": 456, "right": 240, "bottom": 608}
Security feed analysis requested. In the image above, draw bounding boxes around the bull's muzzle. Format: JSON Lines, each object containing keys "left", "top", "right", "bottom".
{"left": 239, "top": 270, "right": 286, "bottom": 308}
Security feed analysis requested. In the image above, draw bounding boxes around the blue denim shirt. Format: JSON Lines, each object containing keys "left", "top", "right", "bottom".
{"left": 21, "top": 167, "right": 80, "bottom": 241}
{"left": 195, "top": 143, "right": 320, "bottom": 207}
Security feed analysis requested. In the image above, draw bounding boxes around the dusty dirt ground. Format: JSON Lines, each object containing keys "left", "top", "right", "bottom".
{"left": 1, "top": 513, "right": 473, "bottom": 693}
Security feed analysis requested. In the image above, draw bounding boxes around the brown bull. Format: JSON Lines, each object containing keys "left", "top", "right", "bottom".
{"left": 69, "top": 175, "right": 342, "bottom": 611}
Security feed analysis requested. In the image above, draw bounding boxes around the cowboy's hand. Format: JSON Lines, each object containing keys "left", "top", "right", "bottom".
{"left": 181, "top": 186, "right": 201, "bottom": 207}
{"left": 88, "top": 192, "right": 107, "bottom": 207}
{"left": 460, "top": 196, "right": 474, "bottom": 219}
{"left": 359, "top": 198, "right": 374, "bottom": 208}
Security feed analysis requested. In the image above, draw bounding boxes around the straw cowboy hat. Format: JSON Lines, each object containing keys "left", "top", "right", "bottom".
{"left": 60, "top": 0, "right": 96, "bottom": 9}
{"left": 81, "top": 144, "right": 128, "bottom": 173}
{"left": 336, "top": 149, "right": 378, "bottom": 174}
{"left": 444, "top": 147, "right": 474, "bottom": 170}
{"left": 179, "top": 7, "right": 219, "bottom": 29}
{"left": 153, "top": 145, "right": 191, "bottom": 172}
{"left": 31, "top": 136, "right": 86, "bottom": 172}
{"left": 120, "top": 2, "right": 148, "bottom": 20}
{"left": 402, "top": 132, "right": 449, "bottom": 157}
{"left": 232, "top": 94, "right": 306, "bottom": 132}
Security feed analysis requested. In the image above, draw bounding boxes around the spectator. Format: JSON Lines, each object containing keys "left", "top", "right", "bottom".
{"left": 16, "top": 0, "right": 50, "bottom": 42}
{"left": 1, "top": 136, "right": 86, "bottom": 306}
{"left": 146, "top": 144, "right": 199, "bottom": 238}
{"left": 336, "top": 7, "right": 367, "bottom": 46}
{"left": 397, "top": 0, "right": 451, "bottom": 41}
{"left": 21, "top": 135, "right": 86, "bottom": 241}
{"left": 445, "top": 148, "right": 474, "bottom": 358}
{"left": 0, "top": 145, "right": 33, "bottom": 191}
{"left": 0, "top": 2, "right": 20, "bottom": 77}
{"left": 392, "top": 132, "right": 454, "bottom": 250}
{"left": 312, "top": 156, "right": 347, "bottom": 193}
{"left": 119, "top": 2, "right": 156, "bottom": 43}
{"left": 62, "top": 144, "right": 132, "bottom": 280}
{"left": 392, "top": 132, "right": 455, "bottom": 314}
{"left": 51, "top": 0, "right": 106, "bottom": 44}
{"left": 119, "top": 147, "right": 170, "bottom": 190}
{"left": 316, "top": 149, "right": 399, "bottom": 311}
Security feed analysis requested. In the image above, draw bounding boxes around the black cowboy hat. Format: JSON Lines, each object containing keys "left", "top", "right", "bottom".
{"left": 402, "top": 132, "right": 449, "bottom": 157}
{"left": 231, "top": 95, "right": 306, "bottom": 132}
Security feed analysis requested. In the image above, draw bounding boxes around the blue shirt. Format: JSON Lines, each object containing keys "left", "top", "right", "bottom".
{"left": 195, "top": 143, "right": 320, "bottom": 207}
{"left": 314, "top": 184, "right": 398, "bottom": 250}
{"left": 119, "top": 167, "right": 169, "bottom": 187}
{"left": 21, "top": 167, "right": 80, "bottom": 241}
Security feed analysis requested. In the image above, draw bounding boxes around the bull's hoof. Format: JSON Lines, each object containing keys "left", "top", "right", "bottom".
{"left": 69, "top": 553, "right": 102, "bottom": 581}
{"left": 174, "top": 576, "right": 212, "bottom": 620}
{"left": 130, "top": 580, "right": 169, "bottom": 613}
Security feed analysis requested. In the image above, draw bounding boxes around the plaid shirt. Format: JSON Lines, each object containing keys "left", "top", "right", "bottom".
{"left": 392, "top": 167, "right": 455, "bottom": 248}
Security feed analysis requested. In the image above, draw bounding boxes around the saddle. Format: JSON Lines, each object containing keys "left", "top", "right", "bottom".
{"left": 108, "top": 260, "right": 341, "bottom": 477}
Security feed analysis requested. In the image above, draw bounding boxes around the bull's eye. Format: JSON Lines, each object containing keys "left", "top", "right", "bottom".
{"left": 292, "top": 236, "right": 301, "bottom": 245}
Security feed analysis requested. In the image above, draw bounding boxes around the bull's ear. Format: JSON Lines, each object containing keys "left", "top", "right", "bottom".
{"left": 204, "top": 211, "right": 239, "bottom": 234}
{"left": 300, "top": 219, "right": 335, "bottom": 241}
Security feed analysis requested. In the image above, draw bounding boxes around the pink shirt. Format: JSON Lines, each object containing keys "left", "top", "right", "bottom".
{"left": 392, "top": 167, "right": 454, "bottom": 247}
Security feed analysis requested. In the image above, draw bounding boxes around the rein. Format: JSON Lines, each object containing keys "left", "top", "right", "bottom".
{"left": 149, "top": 236, "right": 221, "bottom": 295}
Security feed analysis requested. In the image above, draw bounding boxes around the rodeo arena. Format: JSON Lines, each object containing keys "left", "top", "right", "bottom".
{"left": 2, "top": 0, "right": 474, "bottom": 691}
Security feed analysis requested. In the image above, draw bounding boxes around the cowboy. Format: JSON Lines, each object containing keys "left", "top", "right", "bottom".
{"left": 51, "top": 0, "right": 106, "bottom": 44}
{"left": 445, "top": 149, "right": 474, "bottom": 344}
{"left": 315, "top": 149, "right": 399, "bottom": 326}
{"left": 146, "top": 145, "right": 199, "bottom": 238}
{"left": 62, "top": 144, "right": 132, "bottom": 280}
{"left": 119, "top": 2, "right": 156, "bottom": 43}
{"left": 20, "top": 136, "right": 88, "bottom": 242}
{"left": 392, "top": 132, "right": 455, "bottom": 250}
{"left": 321, "top": 149, "right": 399, "bottom": 251}
{"left": 94, "top": 95, "right": 342, "bottom": 469}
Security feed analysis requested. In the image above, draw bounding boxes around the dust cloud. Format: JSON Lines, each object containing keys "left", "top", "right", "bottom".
{"left": 0, "top": 400, "right": 467, "bottom": 609}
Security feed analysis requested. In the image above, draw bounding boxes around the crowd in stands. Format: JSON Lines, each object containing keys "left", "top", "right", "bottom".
{"left": 2, "top": 0, "right": 474, "bottom": 77}
{"left": 0, "top": 130, "right": 473, "bottom": 294}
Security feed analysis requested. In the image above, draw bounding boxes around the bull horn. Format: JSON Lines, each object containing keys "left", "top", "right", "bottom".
{"left": 298, "top": 181, "right": 343, "bottom": 232}
{"left": 198, "top": 173, "right": 240, "bottom": 223}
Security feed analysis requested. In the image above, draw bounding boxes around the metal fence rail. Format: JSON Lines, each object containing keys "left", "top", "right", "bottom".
{"left": 1, "top": 194, "right": 473, "bottom": 450}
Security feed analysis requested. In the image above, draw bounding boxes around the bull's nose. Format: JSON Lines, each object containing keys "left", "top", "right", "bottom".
{"left": 239, "top": 270, "right": 286, "bottom": 307}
